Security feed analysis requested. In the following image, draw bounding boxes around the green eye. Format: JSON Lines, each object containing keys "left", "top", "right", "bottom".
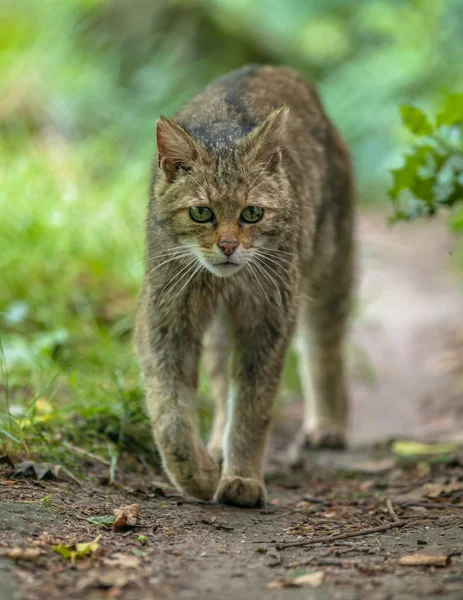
{"left": 241, "top": 206, "right": 264, "bottom": 223}
{"left": 189, "top": 206, "right": 214, "bottom": 223}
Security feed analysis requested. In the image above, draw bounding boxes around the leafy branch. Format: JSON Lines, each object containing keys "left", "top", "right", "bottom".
{"left": 389, "top": 94, "right": 463, "bottom": 225}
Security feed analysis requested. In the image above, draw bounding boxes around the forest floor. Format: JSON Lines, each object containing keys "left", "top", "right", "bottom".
{"left": 1, "top": 210, "right": 463, "bottom": 600}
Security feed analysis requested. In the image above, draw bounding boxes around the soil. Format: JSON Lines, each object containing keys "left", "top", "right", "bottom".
{"left": 1, "top": 210, "right": 463, "bottom": 600}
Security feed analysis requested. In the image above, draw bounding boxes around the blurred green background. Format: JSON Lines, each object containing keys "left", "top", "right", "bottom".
{"left": 1, "top": 0, "right": 462, "bottom": 467}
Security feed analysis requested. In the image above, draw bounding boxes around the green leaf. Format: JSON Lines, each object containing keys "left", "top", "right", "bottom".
{"left": 388, "top": 151, "right": 425, "bottom": 199}
{"left": 436, "top": 94, "right": 463, "bottom": 126}
{"left": 393, "top": 440, "right": 461, "bottom": 457}
{"left": 87, "top": 515, "right": 115, "bottom": 529}
{"left": 410, "top": 175, "right": 435, "bottom": 203}
{"left": 52, "top": 534, "right": 101, "bottom": 564}
{"left": 136, "top": 534, "right": 147, "bottom": 544}
{"left": 400, "top": 105, "right": 433, "bottom": 135}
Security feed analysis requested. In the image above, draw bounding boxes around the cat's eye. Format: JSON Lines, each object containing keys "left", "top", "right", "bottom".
{"left": 240, "top": 206, "right": 264, "bottom": 223}
{"left": 189, "top": 206, "right": 214, "bottom": 223}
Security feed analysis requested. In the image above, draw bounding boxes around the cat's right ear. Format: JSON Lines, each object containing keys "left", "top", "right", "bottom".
{"left": 156, "top": 117, "right": 204, "bottom": 183}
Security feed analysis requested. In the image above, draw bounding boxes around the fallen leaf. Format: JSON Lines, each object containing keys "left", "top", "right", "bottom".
{"left": 293, "top": 571, "right": 325, "bottom": 587}
{"left": 268, "top": 571, "right": 324, "bottom": 589}
{"left": 52, "top": 535, "right": 101, "bottom": 565}
{"left": 103, "top": 553, "right": 142, "bottom": 569}
{"left": 13, "top": 460, "right": 79, "bottom": 483}
{"left": 113, "top": 504, "right": 140, "bottom": 531}
{"left": 201, "top": 517, "right": 234, "bottom": 531}
{"left": 4, "top": 547, "right": 42, "bottom": 561}
{"left": 76, "top": 570, "right": 137, "bottom": 591}
{"left": 392, "top": 440, "right": 461, "bottom": 457}
{"left": 137, "top": 535, "right": 147, "bottom": 545}
{"left": 15, "top": 461, "right": 59, "bottom": 480}
{"left": 397, "top": 480, "right": 463, "bottom": 503}
{"left": 423, "top": 481, "right": 463, "bottom": 499}
{"left": 399, "top": 554, "right": 451, "bottom": 567}
{"left": 267, "top": 580, "right": 299, "bottom": 589}
{"left": 87, "top": 515, "right": 116, "bottom": 529}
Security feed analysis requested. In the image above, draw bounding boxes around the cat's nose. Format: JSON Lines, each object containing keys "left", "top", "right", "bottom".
{"left": 218, "top": 237, "right": 239, "bottom": 256}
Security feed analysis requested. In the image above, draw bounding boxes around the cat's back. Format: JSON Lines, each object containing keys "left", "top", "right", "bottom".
{"left": 174, "top": 65, "right": 329, "bottom": 153}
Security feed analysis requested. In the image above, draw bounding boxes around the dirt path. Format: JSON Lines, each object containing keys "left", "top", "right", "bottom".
{"left": 2, "top": 210, "right": 463, "bottom": 599}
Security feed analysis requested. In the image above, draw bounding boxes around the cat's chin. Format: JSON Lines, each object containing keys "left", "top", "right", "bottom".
{"left": 207, "top": 262, "right": 244, "bottom": 278}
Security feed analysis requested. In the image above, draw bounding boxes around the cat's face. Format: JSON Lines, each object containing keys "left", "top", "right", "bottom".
{"left": 152, "top": 109, "right": 290, "bottom": 279}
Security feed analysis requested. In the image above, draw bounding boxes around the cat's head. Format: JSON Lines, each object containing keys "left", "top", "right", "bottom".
{"left": 152, "top": 107, "right": 291, "bottom": 278}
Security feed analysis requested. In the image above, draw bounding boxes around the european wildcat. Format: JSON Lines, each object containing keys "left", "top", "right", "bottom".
{"left": 135, "top": 65, "right": 354, "bottom": 508}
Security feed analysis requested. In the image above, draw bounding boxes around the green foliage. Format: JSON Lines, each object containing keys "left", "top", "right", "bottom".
{"left": 87, "top": 515, "right": 116, "bottom": 529}
{"left": 52, "top": 535, "right": 101, "bottom": 564}
{"left": 388, "top": 95, "right": 463, "bottom": 223}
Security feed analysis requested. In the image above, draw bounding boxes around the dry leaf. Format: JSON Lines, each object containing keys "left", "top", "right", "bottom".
{"left": 399, "top": 554, "right": 451, "bottom": 567}
{"left": 268, "top": 571, "right": 324, "bottom": 589}
{"left": 13, "top": 460, "right": 78, "bottom": 483}
{"left": 423, "top": 481, "right": 463, "bottom": 499}
{"left": 268, "top": 580, "right": 299, "bottom": 589}
{"left": 14, "top": 461, "right": 59, "bottom": 480}
{"left": 293, "top": 571, "right": 325, "bottom": 587}
{"left": 5, "top": 547, "right": 42, "bottom": 561}
{"left": 103, "top": 553, "right": 142, "bottom": 569}
{"left": 113, "top": 504, "right": 140, "bottom": 531}
{"left": 76, "top": 570, "right": 137, "bottom": 591}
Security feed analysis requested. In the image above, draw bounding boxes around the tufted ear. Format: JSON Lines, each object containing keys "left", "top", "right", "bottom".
{"left": 156, "top": 117, "right": 205, "bottom": 183}
{"left": 237, "top": 106, "right": 289, "bottom": 171}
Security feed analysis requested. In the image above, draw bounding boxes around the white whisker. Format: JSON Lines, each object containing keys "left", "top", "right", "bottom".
{"left": 246, "top": 262, "right": 272, "bottom": 307}
{"left": 257, "top": 246, "right": 295, "bottom": 257}
{"left": 155, "top": 260, "right": 197, "bottom": 310}
{"left": 144, "top": 246, "right": 192, "bottom": 263}
{"left": 253, "top": 250, "right": 295, "bottom": 279}
{"left": 171, "top": 262, "right": 203, "bottom": 304}
{"left": 252, "top": 258, "right": 282, "bottom": 306}
{"left": 253, "top": 255, "right": 291, "bottom": 292}
{"left": 148, "top": 253, "right": 192, "bottom": 275}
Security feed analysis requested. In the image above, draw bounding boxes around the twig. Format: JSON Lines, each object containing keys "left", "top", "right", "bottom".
{"left": 399, "top": 501, "right": 463, "bottom": 510}
{"left": 62, "top": 441, "right": 111, "bottom": 466}
{"left": 265, "top": 508, "right": 315, "bottom": 521}
{"left": 386, "top": 498, "right": 399, "bottom": 522}
{"left": 276, "top": 519, "right": 411, "bottom": 550}
{"left": 285, "top": 556, "right": 316, "bottom": 569}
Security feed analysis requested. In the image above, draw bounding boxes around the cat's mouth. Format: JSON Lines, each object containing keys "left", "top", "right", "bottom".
{"left": 209, "top": 259, "right": 243, "bottom": 278}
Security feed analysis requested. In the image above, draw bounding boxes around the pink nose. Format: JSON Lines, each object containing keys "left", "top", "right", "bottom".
{"left": 218, "top": 237, "right": 239, "bottom": 256}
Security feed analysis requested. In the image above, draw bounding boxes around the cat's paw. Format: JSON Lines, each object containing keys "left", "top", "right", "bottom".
{"left": 214, "top": 476, "right": 266, "bottom": 508}
{"left": 164, "top": 451, "right": 220, "bottom": 501}
{"left": 286, "top": 425, "right": 346, "bottom": 466}
{"left": 304, "top": 426, "right": 346, "bottom": 449}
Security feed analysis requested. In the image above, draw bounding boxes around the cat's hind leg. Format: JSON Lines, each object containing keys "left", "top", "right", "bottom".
{"left": 288, "top": 251, "right": 353, "bottom": 463}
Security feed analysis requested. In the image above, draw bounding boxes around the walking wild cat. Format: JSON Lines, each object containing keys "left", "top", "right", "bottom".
{"left": 135, "top": 65, "right": 355, "bottom": 508}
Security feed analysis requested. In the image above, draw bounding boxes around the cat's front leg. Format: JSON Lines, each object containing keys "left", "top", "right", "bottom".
{"left": 214, "top": 314, "right": 293, "bottom": 508}
{"left": 135, "top": 301, "right": 220, "bottom": 501}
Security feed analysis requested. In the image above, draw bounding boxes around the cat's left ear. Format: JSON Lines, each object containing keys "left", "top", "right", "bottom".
{"left": 238, "top": 106, "right": 289, "bottom": 171}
